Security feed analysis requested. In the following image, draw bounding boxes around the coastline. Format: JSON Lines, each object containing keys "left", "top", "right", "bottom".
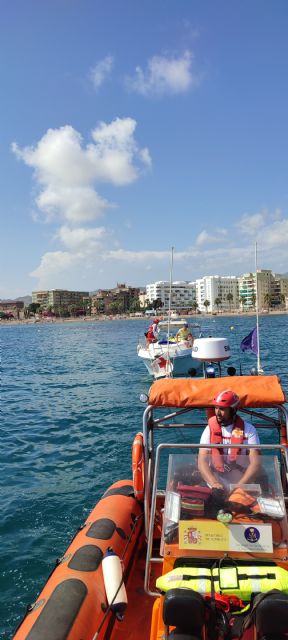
{"left": 1, "top": 308, "right": 287, "bottom": 327}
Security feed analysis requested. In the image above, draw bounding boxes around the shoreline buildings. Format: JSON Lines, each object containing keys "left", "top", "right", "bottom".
{"left": 239, "top": 270, "right": 288, "bottom": 311}
{"left": 195, "top": 276, "right": 239, "bottom": 313}
{"left": 21, "top": 270, "right": 288, "bottom": 318}
{"left": 145, "top": 281, "right": 196, "bottom": 313}
{"left": 32, "top": 289, "right": 89, "bottom": 308}
{"left": 146, "top": 270, "right": 288, "bottom": 314}
{"left": 91, "top": 283, "right": 140, "bottom": 314}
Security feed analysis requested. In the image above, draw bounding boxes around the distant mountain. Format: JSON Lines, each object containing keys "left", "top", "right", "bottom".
{"left": 0, "top": 295, "right": 32, "bottom": 304}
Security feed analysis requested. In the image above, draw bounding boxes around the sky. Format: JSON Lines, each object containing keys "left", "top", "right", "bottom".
{"left": 1, "top": 0, "right": 288, "bottom": 298}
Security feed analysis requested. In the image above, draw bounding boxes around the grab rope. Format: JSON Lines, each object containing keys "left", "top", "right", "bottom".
{"left": 92, "top": 511, "right": 144, "bottom": 640}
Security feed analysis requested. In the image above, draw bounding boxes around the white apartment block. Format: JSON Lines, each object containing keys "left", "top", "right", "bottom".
{"left": 195, "top": 276, "right": 239, "bottom": 313}
{"left": 238, "top": 272, "right": 256, "bottom": 309}
{"left": 145, "top": 281, "right": 196, "bottom": 312}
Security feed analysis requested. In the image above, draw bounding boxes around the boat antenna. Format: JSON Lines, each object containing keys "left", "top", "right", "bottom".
{"left": 255, "top": 241, "right": 264, "bottom": 374}
{"left": 166, "top": 246, "right": 174, "bottom": 377}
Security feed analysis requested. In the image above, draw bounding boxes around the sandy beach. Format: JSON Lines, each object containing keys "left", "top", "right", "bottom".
{"left": 1, "top": 308, "right": 287, "bottom": 327}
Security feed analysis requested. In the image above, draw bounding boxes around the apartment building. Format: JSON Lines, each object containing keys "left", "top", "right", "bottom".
{"left": 32, "top": 289, "right": 89, "bottom": 309}
{"left": 257, "top": 270, "right": 274, "bottom": 309}
{"left": 91, "top": 283, "right": 140, "bottom": 314}
{"left": 195, "top": 276, "right": 239, "bottom": 313}
{"left": 273, "top": 273, "right": 288, "bottom": 308}
{"left": 239, "top": 270, "right": 288, "bottom": 310}
{"left": 238, "top": 273, "right": 256, "bottom": 309}
{"left": 145, "top": 280, "right": 196, "bottom": 312}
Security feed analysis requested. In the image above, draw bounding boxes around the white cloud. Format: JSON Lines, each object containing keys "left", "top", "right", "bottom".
{"left": 139, "top": 147, "right": 152, "bottom": 168}
{"left": 235, "top": 209, "right": 288, "bottom": 268}
{"left": 56, "top": 225, "right": 107, "bottom": 250}
{"left": 11, "top": 138, "right": 287, "bottom": 293}
{"left": 259, "top": 219, "right": 288, "bottom": 249}
{"left": 36, "top": 185, "right": 110, "bottom": 223}
{"left": 30, "top": 251, "right": 80, "bottom": 283}
{"left": 12, "top": 118, "right": 150, "bottom": 222}
{"left": 126, "top": 50, "right": 200, "bottom": 97}
{"left": 236, "top": 210, "right": 267, "bottom": 235}
{"left": 28, "top": 216, "right": 288, "bottom": 291}
{"left": 89, "top": 117, "right": 151, "bottom": 184}
{"left": 195, "top": 228, "right": 227, "bottom": 246}
{"left": 107, "top": 249, "right": 172, "bottom": 262}
{"left": 272, "top": 208, "right": 283, "bottom": 221}
{"left": 89, "top": 55, "right": 114, "bottom": 89}
{"left": 12, "top": 127, "right": 92, "bottom": 186}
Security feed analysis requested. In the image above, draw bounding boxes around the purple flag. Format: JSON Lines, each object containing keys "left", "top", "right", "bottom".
{"left": 240, "top": 327, "right": 258, "bottom": 354}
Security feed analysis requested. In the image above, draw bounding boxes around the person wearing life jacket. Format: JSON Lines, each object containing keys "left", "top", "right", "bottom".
{"left": 198, "top": 389, "right": 261, "bottom": 491}
{"left": 146, "top": 318, "right": 160, "bottom": 344}
{"left": 176, "top": 322, "right": 193, "bottom": 346}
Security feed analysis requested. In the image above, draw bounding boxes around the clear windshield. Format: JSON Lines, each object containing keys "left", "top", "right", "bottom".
{"left": 161, "top": 452, "right": 288, "bottom": 558}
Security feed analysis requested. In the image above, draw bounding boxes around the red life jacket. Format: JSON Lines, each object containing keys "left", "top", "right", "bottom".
{"left": 208, "top": 415, "right": 245, "bottom": 473}
{"left": 147, "top": 323, "right": 157, "bottom": 342}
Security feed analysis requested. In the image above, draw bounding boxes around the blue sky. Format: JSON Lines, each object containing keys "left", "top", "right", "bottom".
{"left": 1, "top": 0, "right": 288, "bottom": 298}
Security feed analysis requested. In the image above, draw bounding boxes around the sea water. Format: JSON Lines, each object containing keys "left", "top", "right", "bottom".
{"left": 1, "top": 314, "right": 288, "bottom": 638}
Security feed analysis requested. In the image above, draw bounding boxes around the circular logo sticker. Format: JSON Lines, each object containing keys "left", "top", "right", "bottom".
{"left": 244, "top": 526, "right": 260, "bottom": 543}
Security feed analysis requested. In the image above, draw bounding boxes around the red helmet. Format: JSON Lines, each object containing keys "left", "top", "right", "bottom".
{"left": 213, "top": 389, "right": 240, "bottom": 409}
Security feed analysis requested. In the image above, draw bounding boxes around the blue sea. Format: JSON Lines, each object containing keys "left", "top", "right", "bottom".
{"left": 1, "top": 314, "right": 288, "bottom": 639}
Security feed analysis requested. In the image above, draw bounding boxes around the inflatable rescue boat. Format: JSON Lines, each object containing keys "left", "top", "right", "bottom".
{"left": 13, "top": 375, "right": 288, "bottom": 640}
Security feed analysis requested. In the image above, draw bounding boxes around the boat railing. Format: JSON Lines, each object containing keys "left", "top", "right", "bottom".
{"left": 144, "top": 440, "right": 288, "bottom": 597}
{"left": 137, "top": 336, "right": 178, "bottom": 355}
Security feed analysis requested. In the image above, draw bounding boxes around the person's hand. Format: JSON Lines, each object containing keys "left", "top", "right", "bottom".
{"left": 211, "top": 481, "right": 224, "bottom": 490}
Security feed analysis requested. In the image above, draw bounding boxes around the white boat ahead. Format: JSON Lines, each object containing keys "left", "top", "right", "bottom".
{"left": 137, "top": 319, "right": 203, "bottom": 379}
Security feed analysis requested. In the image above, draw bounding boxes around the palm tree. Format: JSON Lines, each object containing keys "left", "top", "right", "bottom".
{"left": 251, "top": 293, "right": 256, "bottom": 309}
{"left": 83, "top": 299, "right": 92, "bottom": 316}
{"left": 94, "top": 300, "right": 104, "bottom": 314}
{"left": 154, "top": 297, "right": 163, "bottom": 310}
{"left": 214, "top": 297, "right": 221, "bottom": 313}
{"left": 191, "top": 300, "right": 198, "bottom": 314}
{"left": 27, "top": 303, "right": 40, "bottom": 316}
{"left": 203, "top": 299, "right": 210, "bottom": 313}
{"left": 264, "top": 293, "right": 272, "bottom": 312}
{"left": 145, "top": 298, "right": 154, "bottom": 311}
{"left": 68, "top": 304, "right": 77, "bottom": 317}
{"left": 129, "top": 298, "right": 141, "bottom": 313}
{"left": 239, "top": 295, "right": 246, "bottom": 312}
{"left": 106, "top": 301, "right": 125, "bottom": 315}
{"left": 226, "top": 292, "right": 233, "bottom": 311}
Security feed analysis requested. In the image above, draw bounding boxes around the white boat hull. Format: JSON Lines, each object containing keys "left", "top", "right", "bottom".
{"left": 137, "top": 342, "right": 201, "bottom": 378}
